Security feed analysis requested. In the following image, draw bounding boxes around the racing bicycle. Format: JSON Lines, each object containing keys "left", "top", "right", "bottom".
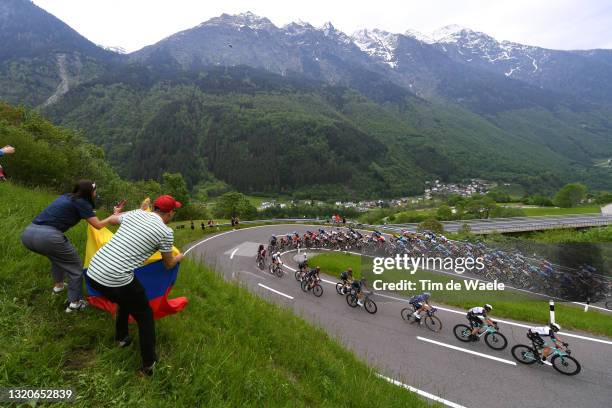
{"left": 401, "top": 306, "right": 443, "bottom": 332}
{"left": 511, "top": 342, "right": 581, "bottom": 375}
{"left": 453, "top": 321, "right": 508, "bottom": 350}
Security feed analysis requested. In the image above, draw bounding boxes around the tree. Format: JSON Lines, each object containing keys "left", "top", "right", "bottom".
{"left": 553, "top": 183, "right": 587, "bottom": 208}
{"left": 526, "top": 195, "right": 554, "bottom": 207}
{"left": 213, "top": 191, "right": 257, "bottom": 220}
{"left": 417, "top": 218, "right": 444, "bottom": 234}
{"left": 162, "top": 172, "right": 190, "bottom": 206}
{"left": 595, "top": 192, "right": 612, "bottom": 205}
{"left": 436, "top": 204, "right": 453, "bottom": 221}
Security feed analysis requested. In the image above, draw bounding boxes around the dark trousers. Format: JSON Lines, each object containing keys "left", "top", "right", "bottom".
{"left": 87, "top": 276, "right": 156, "bottom": 367}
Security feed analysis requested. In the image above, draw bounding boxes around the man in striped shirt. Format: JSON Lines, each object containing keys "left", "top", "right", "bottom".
{"left": 86, "top": 195, "right": 184, "bottom": 376}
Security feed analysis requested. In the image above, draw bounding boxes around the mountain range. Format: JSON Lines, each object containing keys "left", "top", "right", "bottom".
{"left": 1, "top": 0, "right": 611, "bottom": 198}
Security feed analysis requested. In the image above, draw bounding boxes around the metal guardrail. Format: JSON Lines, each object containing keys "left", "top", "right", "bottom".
{"left": 384, "top": 215, "right": 612, "bottom": 234}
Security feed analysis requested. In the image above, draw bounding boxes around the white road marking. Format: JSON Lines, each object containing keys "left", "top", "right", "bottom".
{"left": 376, "top": 374, "right": 467, "bottom": 408}
{"left": 258, "top": 283, "right": 294, "bottom": 300}
{"left": 230, "top": 247, "right": 239, "bottom": 259}
{"left": 416, "top": 336, "right": 517, "bottom": 366}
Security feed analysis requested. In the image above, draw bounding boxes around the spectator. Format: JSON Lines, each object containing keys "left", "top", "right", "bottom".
{"left": 190, "top": 220, "right": 194, "bottom": 230}
{"left": 21, "top": 180, "right": 125, "bottom": 312}
{"left": 85, "top": 195, "right": 183, "bottom": 376}
{"left": 201, "top": 221, "right": 205, "bottom": 230}
{"left": 0, "top": 145, "right": 15, "bottom": 181}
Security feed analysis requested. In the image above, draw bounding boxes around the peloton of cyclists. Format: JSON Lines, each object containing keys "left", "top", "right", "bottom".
{"left": 467, "top": 304, "right": 494, "bottom": 340}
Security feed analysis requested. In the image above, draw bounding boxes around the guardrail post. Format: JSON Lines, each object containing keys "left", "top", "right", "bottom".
{"left": 549, "top": 299, "right": 555, "bottom": 323}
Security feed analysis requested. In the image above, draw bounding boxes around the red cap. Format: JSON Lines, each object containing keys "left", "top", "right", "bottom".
{"left": 153, "top": 195, "right": 182, "bottom": 212}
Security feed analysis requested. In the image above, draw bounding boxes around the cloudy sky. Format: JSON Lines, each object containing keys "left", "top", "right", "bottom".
{"left": 33, "top": 0, "right": 612, "bottom": 52}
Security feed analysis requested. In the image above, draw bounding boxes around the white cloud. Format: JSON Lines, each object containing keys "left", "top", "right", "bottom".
{"left": 32, "top": 0, "right": 612, "bottom": 52}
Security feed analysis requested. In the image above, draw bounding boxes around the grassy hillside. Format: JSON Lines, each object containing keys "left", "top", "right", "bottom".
{"left": 0, "top": 182, "right": 427, "bottom": 407}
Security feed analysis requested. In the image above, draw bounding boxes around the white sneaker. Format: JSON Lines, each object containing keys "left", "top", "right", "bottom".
{"left": 52, "top": 284, "right": 65, "bottom": 294}
{"left": 357, "top": 300, "right": 364, "bottom": 307}
{"left": 65, "top": 299, "right": 88, "bottom": 313}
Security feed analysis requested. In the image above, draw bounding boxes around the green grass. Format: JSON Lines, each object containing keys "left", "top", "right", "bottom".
{"left": 521, "top": 205, "right": 601, "bottom": 216}
{"left": 0, "top": 182, "right": 428, "bottom": 407}
{"left": 309, "top": 252, "right": 612, "bottom": 337}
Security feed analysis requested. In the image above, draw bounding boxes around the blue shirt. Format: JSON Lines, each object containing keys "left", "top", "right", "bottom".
{"left": 33, "top": 194, "right": 95, "bottom": 232}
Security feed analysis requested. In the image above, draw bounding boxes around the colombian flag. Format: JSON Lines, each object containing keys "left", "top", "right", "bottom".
{"left": 83, "top": 204, "right": 188, "bottom": 320}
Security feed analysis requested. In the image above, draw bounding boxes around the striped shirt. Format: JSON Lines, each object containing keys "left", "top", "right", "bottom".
{"left": 87, "top": 210, "right": 174, "bottom": 287}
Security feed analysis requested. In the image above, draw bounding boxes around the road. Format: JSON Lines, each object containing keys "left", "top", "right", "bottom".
{"left": 185, "top": 225, "right": 612, "bottom": 408}
{"left": 384, "top": 214, "right": 612, "bottom": 234}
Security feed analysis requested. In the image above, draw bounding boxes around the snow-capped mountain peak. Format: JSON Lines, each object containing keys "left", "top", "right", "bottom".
{"left": 404, "top": 29, "right": 433, "bottom": 44}
{"left": 204, "top": 11, "right": 276, "bottom": 31}
{"left": 351, "top": 28, "right": 399, "bottom": 68}
{"left": 321, "top": 21, "right": 337, "bottom": 36}
{"left": 430, "top": 24, "right": 473, "bottom": 42}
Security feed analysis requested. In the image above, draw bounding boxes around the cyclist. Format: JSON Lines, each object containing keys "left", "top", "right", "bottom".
{"left": 527, "top": 323, "right": 566, "bottom": 363}
{"left": 305, "top": 266, "right": 321, "bottom": 290}
{"left": 270, "top": 235, "right": 277, "bottom": 248}
{"left": 271, "top": 251, "right": 282, "bottom": 266}
{"left": 256, "top": 244, "right": 266, "bottom": 262}
{"left": 408, "top": 292, "right": 432, "bottom": 322}
{"left": 352, "top": 277, "right": 368, "bottom": 307}
{"left": 467, "top": 304, "right": 494, "bottom": 340}
{"left": 339, "top": 268, "right": 353, "bottom": 294}
{"left": 298, "top": 255, "right": 309, "bottom": 272}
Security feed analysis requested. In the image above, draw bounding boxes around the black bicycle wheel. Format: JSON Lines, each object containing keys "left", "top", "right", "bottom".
{"left": 300, "top": 280, "right": 309, "bottom": 292}
{"left": 295, "top": 271, "right": 302, "bottom": 281}
{"left": 365, "top": 298, "right": 377, "bottom": 314}
{"left": 485, "top": 331, "right": 508, "bottom": 350}
{"left": 453, "top": 324, "right": 472, "bottom": 342}
{"left": 551, "top": 355, "right": 581, "bottom": 376}
{"left": 425, "top": 315, "right": 443, "bottom": 332}
{"left": 336, "top": 283, "right": 344, "bottom": 295}
{"left": 511, "top": 345, "right": 539, "bottom": 365}
{"left": 274, "top": 266, "right": 283, "bottom": 278}
{"left": 346, "top": 293, "right": 358, "bottom": 308}
{"left": 400, "top": 308, "right": 412, "bottom": 322}
{"left": 313, "top": 284, "right": 323, "bottom": 297}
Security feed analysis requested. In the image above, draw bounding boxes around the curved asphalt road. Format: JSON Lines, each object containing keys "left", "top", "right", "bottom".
{"left": 185, "top": 225, "right": 612, "bottom": 408}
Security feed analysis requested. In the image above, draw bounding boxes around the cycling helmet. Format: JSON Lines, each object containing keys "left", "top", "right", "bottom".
{"left": 347, "top": 268, "right": 353, "bottom": 272}
{"left": 423, "top": 292, "right": 431, "bottom": 298}
{"left": 484, "top": 304, "right": 493, "bottom": 311}
{"left": 550, "top": 323, "right": 561, "bottom": 332}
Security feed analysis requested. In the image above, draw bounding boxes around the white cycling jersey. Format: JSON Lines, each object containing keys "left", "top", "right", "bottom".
{"left": 529, "top": 326, "right": 555, "bottom": 337}
{"left": 272, "top": 253, "right": 281, "bottom": 262}
{"left": 468, "top": 307, "right": 486, "bottom": 316}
